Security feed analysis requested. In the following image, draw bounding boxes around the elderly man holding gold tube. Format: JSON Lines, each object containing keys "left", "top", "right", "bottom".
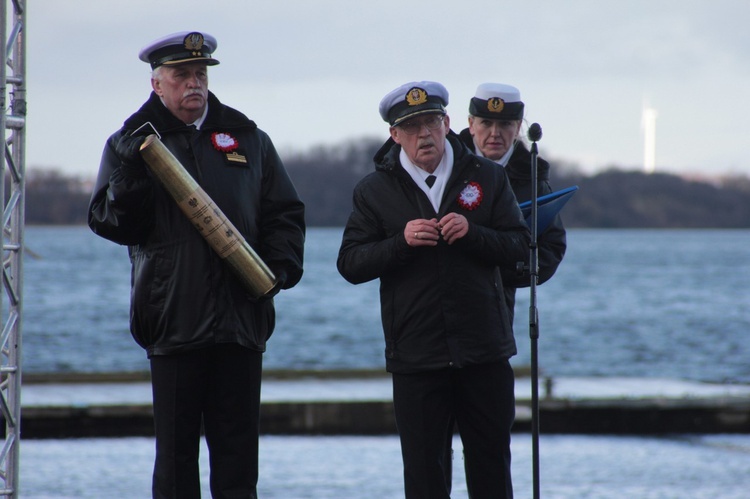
{"left": 88, "top": 31, "right": 305, "bottom": 499}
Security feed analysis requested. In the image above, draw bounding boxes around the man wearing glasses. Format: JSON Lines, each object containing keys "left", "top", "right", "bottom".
{"left": 337, "top": 81, "right": 530, "bottom": 498}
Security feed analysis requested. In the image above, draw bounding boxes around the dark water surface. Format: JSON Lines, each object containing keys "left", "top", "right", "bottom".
{"left": 23, "top": 227, "right": 750, "bottom": 383}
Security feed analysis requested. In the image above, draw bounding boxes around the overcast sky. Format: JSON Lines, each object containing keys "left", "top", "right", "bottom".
{"left": 23, "top": 0, "right": 750, "bottom": 178}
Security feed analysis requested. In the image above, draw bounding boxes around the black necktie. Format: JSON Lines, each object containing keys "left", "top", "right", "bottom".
{"left": 425, "top": 175, "right": 436, "bottom": 188}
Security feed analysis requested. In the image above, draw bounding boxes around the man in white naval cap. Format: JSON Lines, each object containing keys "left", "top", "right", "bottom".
{"left": 459, "top": 83, "right": 567, "bottom": 327}
{"left": 338, "top": 81, "right": 530, "bottom": 498}
{"left": 88, "top": 31, "right": 305, "bottom": 498}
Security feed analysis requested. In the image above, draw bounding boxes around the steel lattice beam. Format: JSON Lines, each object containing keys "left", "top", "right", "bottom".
{"left": 0, "top": 0, "right": 26, "bottom": 497}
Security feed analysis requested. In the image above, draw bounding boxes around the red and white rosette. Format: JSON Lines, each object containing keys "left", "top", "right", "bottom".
{"left": 457, "top": 181, "right": 483, "bottom": 211}
{"left": 211, "top": 132, "right": 239, "bottom": 152}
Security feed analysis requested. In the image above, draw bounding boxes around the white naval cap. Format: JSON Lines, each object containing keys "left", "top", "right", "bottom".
{"left": 469, "top": 83, "right": 524, "bottom": 120}
{"left": 138, "top": 31, "right": 220, "bottom": 70}
{"left": 378, "top": 81, "right": 449, "bottom": 126}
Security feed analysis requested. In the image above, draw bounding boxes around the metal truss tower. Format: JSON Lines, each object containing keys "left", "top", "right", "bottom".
{"left": 0, "top": 1, "right": 25, "bottom": 497}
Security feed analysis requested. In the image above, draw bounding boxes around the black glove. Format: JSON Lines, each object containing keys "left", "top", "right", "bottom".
{"left": 115, "top": 134, "right": 148, "bottom": 177}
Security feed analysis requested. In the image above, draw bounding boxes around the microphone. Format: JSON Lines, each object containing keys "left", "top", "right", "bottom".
{"left": 528, "top": 123, "right": 542, "bottom": 142}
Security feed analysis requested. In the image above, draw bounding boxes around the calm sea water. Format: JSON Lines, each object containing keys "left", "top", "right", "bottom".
{"left": 21, "top": 226, "right": 750, "bottom": 383}
{"left": 20, "top": 434, "right": 750, "bottom": 499}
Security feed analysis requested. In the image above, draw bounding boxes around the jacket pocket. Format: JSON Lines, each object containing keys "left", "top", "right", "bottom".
{"left": 129, "top": 247, "right": 171, "bottom": 348}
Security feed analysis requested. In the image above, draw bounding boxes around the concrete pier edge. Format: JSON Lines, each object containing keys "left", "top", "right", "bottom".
{"left": 12, "top": 370, "right": 750, "bottom": 438}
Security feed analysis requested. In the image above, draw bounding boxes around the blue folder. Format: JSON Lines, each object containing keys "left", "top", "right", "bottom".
{"left": 518, "top": 185, "right": 578, "bottom": 232}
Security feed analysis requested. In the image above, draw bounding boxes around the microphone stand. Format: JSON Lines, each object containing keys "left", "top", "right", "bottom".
{"left": 527, "top": 122, "right": 543, "bottom": 499}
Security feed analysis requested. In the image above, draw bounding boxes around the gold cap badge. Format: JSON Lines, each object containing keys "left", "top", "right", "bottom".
{"left": 183, "top": 32, "right": 205, "bottom": 54}
{"left": 405, "top": 88, "right": 428, "bottom": 106}
{"left": 487, "top": 97, "right": 505, "bottom": 113}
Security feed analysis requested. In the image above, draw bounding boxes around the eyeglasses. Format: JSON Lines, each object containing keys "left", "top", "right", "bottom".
{"left": 398, "top": 114, "right": 445, "bottom": 135}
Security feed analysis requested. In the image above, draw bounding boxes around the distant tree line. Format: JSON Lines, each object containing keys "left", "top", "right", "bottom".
{"left": 24, "top": 170, "right": 92, "bottom": 225}
{"left": 554, "top": 167, "right": 750, "bottom": 228}
{"left": 19, "top": 136, "right": 750, "bottom": 228}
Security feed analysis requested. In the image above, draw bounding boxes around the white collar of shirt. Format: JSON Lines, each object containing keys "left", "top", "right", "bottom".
{"left": 400, "top": 138, "right": 453, "bottom": 213}
{"left": 474, "top": 140, "right": 516, "bottom": 167}
{"left": 158, "top": 98, "right": 209, "bottom": 130}
{"left": 190, "top": 105, "right": 209, "bottom": 130}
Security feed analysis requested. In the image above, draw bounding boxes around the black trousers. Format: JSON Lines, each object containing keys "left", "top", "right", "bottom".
{"left": 392, "top": 360, "right": 515, "bottom": 499}
{"left": 150, "top": 344, "right": 263, "bottom": 499}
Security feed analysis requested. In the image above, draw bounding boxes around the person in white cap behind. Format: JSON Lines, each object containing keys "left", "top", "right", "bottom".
{"left": 338, "top": 81, "right": 530, "bottom": 498}
{"left": 88, "top": 31, "right": 305, "bottom": 498}
{"left": 460, "top": 83, "right": 567, "bottom": 327}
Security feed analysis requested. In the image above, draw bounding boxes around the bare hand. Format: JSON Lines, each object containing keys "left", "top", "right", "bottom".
{"left": 405, "top": 218, "right": 439, "bottom": 247}
{"left": 439, "top": 213, "right": 469, "bottom": 245}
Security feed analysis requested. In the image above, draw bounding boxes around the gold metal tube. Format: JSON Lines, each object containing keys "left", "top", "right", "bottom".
{"left": 139, "top": 134, "right": 277, "bottom": 298}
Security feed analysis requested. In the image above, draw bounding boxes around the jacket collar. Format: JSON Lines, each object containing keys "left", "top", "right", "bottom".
{"left": 122, "top": 91, "right": 257, "bottom": 136}
{"left": 505, "top": 142, "right": 550, "bottom": 181}
{"left": 373, "top": 130, "right": 474, "bottom": 175}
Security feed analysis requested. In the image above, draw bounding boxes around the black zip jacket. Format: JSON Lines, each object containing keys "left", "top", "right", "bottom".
{"left": 88, "top": 91, "right": 305, "bottom": 356}
{"left": 337, "top": 133, "right": 530, "bottom": 373}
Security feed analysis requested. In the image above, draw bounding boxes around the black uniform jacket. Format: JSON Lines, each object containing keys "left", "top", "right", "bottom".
{"left": 459, "top": 128, "right": 567, "bottom": 325}
{"left": 337, "top": 133, "right": 530, "bottom": 374}
{"left": 88, "top": 91, "right": 305, "bottom": 357}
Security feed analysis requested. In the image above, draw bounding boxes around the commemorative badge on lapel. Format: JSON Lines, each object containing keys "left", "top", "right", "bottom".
{"left": 457, "top": 181, "right": 483, "bottom": 211}
{"left": 211, "top": 131, "right": 248, "bottom": 165}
